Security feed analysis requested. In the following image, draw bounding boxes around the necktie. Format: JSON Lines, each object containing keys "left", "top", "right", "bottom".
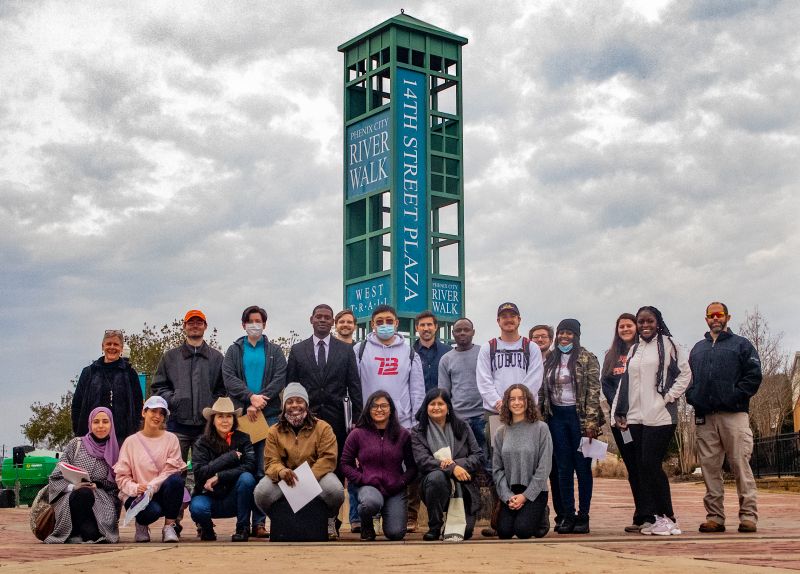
{"left": 317, "top": 340, "right": 326, "bottom": 370}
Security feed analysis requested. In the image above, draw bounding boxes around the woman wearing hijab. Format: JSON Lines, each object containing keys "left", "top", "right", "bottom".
{"left": 411, "top": 388, "right": 484, "bottom": 542}
{"left": 45, "top": 407, "right": 121, "bottom": 543}
{"left": 341, "top": 390, "right": 417, "bottom": 541}
{"left": 72, "top": 329, "right": 143, "bottom": 443}
{"left": 611, "top": 306, "right": 691, "bottom": 536}
{"left": 114, "top": 396, "right": 187, "bottom": 543}
{"left": 189, "top": 397, "right": 257, "bottom": 542}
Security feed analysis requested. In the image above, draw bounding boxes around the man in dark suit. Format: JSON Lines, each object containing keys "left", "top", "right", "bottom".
{"left": 286, "top": 304, "right": 363, "bottom": 469}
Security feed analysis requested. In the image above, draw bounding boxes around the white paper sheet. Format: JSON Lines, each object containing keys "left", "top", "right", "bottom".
{"left": 621, "top": 429, "right": 633, "bottom": 444}
{"left": 278, "top": 461, "right": 323, "bottom": 513}
{"left": 578, "top": 437, "right": 608, "bottom": 460}
{"left": 122, "top": 489, "right": 152, "bottom": 527}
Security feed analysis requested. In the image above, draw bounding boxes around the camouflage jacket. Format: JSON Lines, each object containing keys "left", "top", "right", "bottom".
{"left": 538, "top": 347, "right": 605, "bottom": 434}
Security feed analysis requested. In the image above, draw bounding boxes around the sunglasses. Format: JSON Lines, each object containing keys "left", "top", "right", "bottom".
{"left": 104, "top": 329, "right": 124, "bottom": 336}
{"left": 705, "top": 312, "right": 726, "bottom": 319}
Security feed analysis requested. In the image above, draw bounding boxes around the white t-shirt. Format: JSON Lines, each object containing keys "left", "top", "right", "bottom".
{"left": 550, "top": 353, "right": 576, "bottom": 406}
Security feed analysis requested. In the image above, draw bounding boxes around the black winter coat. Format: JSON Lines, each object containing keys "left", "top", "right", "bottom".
{"left": 687, "top": 330, "right": 762, "bottom": 416}
{"left": 410, "top": 419, "right": 484, "bottom": 516}
{"left": 151, "top": 342, "right": 225, "bottom": 428}
{"left": 72, "top": 357, "right": 143, "bottom": 443}
{"left": 191, "top": 429, "right": 256, "bottom": 498}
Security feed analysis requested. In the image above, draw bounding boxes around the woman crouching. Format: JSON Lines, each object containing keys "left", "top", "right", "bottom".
{"left": 190, "top": 397, "right": 257, "bottom": 542}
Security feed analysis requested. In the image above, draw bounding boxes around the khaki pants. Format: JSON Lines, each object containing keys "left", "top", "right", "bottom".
{"left": 695, "top": 412, "right": 758, "bottom": 525}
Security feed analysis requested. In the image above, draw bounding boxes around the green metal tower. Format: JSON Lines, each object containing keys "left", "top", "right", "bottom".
{"left": 338, "top": 12, "right": 468, "bottom": 338}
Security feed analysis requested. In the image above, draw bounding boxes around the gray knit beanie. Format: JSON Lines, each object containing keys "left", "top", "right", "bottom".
{"left": 282, "top": 382, "right": 309, "bottom": 408}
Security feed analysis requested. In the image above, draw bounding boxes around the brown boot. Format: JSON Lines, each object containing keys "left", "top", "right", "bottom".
{"left": 698, "top": 520, "right": 726, "bottom": 533}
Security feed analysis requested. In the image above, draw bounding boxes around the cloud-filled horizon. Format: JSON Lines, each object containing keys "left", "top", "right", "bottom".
{"left": 1, "top": 0, "right": 798, "bottom": 450}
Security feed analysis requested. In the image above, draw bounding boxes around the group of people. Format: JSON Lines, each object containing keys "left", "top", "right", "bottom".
{"left": 50, "top": 300, "right": 762, "bottom": 544}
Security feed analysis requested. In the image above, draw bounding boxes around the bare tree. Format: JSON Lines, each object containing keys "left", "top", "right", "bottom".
{"left": 738, "top": 307, "right": 792, "bottom": 437}
{"left": 674, "top": 396, "right": 698, "bottom": 474}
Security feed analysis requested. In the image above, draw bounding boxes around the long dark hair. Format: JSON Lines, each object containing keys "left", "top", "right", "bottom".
{"left": 499, "top": 384, "right": 541, "bottom": 425}
{"left": 414, "top": 388, "right": 468, "bottom": 439}
{"left": 202, "top": 413, "right": 240, "bottom": 456}
{"left": 356, "top": 390, "right": 402, "bottom": 442}
{"left": 601, "top": 313, "right": 637, "bottom": 378}
{"left": 544, "top": 326, "right": 581, "bottom": 389}
{"left": 633, "top": 306, "right": 674, "bottom": 390}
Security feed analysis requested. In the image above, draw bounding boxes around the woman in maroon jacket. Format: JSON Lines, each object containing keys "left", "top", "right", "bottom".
{"left": 341, "top": 390, "right": 417, "bottom": 541}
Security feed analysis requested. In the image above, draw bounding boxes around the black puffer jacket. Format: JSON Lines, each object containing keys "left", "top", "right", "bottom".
{"left": 191, "top": 429, "right": 256, "bottom": 498}
{"left": 686, "top": 329, "right": 762, "bottom": 416}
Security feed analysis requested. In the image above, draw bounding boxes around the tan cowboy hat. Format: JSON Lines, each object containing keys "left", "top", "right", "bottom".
{"left": 202, "top": 396, "right": 242, "bottom": 420}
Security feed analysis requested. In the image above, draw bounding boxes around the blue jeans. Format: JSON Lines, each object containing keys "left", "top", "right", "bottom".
{"left": 548, "top": 405, "right": 593, "bottom": 517}
{"left": 252, "top": 414, "right": 279, "bottom": 527}
{"left": 465, "top": 415, "right": 489, "bottom": 475}
{"left": 189, "top": 472, "right": 256, "bottom": 531}
{"left": 125, "top": 474, "right": 185, "bottom": 525}
{"left": 358, "top": 485, "right": 407, "bottom": 541}
{"left": 347, "top": 481, "right": 360, "bottom": 526}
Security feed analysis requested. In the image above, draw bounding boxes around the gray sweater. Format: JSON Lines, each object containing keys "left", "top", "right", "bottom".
{"left": 438, "top": 345, "right": 483, "bottom": 419}
{"left": 492, "top": 420, "right": 552, "bottom": 503}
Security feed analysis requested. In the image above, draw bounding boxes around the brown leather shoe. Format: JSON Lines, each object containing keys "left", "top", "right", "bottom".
{"left": 251, "top": 524, "right": 270, "bottom": 538}
{"left": 738, "top": 520, "right": 757, "bottom": 533}
{"left": 698, "top": 521, "right": 726, "bottom": 533}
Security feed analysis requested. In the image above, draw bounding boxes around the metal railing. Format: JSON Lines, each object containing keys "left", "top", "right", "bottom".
{"left": 751, "top": 432, "right": 800, "bottom": 478}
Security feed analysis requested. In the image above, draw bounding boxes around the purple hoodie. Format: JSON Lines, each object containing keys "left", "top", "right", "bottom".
{"left": 341, "top": 426, "right": 417, "bottom": 497}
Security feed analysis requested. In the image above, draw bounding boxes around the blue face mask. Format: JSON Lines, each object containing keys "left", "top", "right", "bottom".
{"left": 376, "top": 324, "right": 396, "bottom": 340}
{"left": 558, "top": 343, "right": 574, "bottom": 353}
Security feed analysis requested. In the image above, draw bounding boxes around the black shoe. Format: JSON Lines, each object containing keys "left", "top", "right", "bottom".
{"left": 481, "top": 527, "right": 497, "bottom": 537}
{"left": 534, "top": 504, "right": 551, "bottom": 538}
{"left": 572, "top": 513, "right": 590, "bottom": 534}
{"left": 556, "top": 515, "right": 575, "bottom": 534}
{"left": 423, "top": 528, "right": 441, "bottom": 541}
{"left": 360, "top": 520, "right": 376, "bottom": 541}
{"left": 231, "top": 527, "right": 249, "bottom": 542}
{"left": 200, "top": 526, "right": 217, "bottom": 541}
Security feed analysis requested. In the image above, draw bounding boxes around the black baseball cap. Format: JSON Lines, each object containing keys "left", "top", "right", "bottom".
{"left": 497, "top": 302, "right": 520, "bottom": 317}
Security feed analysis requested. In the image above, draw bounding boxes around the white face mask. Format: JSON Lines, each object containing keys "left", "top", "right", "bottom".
{"left": 245, "top": 323, "right": 264, "bottom": 337}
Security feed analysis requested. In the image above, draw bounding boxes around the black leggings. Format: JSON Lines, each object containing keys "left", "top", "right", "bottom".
{"left": 69, "top": 488, "right": 101, "bottom": 541}
{"left": 629, "top": 424, "right": 676, "bottom": 521}
{"left": 497, "top": 487, "right": 549, "bottom": 540}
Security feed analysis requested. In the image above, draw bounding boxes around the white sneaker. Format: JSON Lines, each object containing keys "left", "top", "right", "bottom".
{"left": 650, "top": 516, "right": 674, "bottom": 536}
{"left": 135, "top": 523, "right": 150, "bottom": 543}
{"left": 162, "top": 524, "right": 180, "bottom": 543}
{"left": 639, "top": 521, "right": 655, "bottom": 535}
{"left": 667, "top": 517, "right": 682, "bottom": 535}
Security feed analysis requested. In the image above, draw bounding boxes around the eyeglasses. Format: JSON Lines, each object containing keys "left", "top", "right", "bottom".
{"left": 370, "top": 403, "right": 390, "bottom": 411}
{"left": 706, "top": 312, "right": 726, "bottom": 319}
{"left": 104, "top": 329, "right": 123, "bottom": 336}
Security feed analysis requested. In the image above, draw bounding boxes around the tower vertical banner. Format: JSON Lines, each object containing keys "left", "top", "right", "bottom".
{"left": 394, "top": 67, "right": 428, "bottom": 315}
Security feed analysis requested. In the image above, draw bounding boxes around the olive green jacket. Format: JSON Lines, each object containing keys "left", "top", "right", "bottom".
{"left": 538, "top": 347, "right": 604, "bottom": 435}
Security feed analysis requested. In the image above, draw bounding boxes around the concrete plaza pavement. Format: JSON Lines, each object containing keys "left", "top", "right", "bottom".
{"left": 1, "top": 477, "right": 798, "bottom": 573}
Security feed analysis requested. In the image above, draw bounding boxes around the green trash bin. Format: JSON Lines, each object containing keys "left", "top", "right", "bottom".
{"left": 1, "top": 450, "right": 61, "bottom": 507}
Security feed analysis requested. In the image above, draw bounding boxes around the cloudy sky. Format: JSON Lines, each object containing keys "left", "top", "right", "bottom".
{"left": 1, "top": 0, "right": 798, "bottom": 450}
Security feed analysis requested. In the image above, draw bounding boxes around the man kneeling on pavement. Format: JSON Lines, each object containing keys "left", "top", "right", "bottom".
{"left": 253, "top": 383, "right": 344, "bottom": 539}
